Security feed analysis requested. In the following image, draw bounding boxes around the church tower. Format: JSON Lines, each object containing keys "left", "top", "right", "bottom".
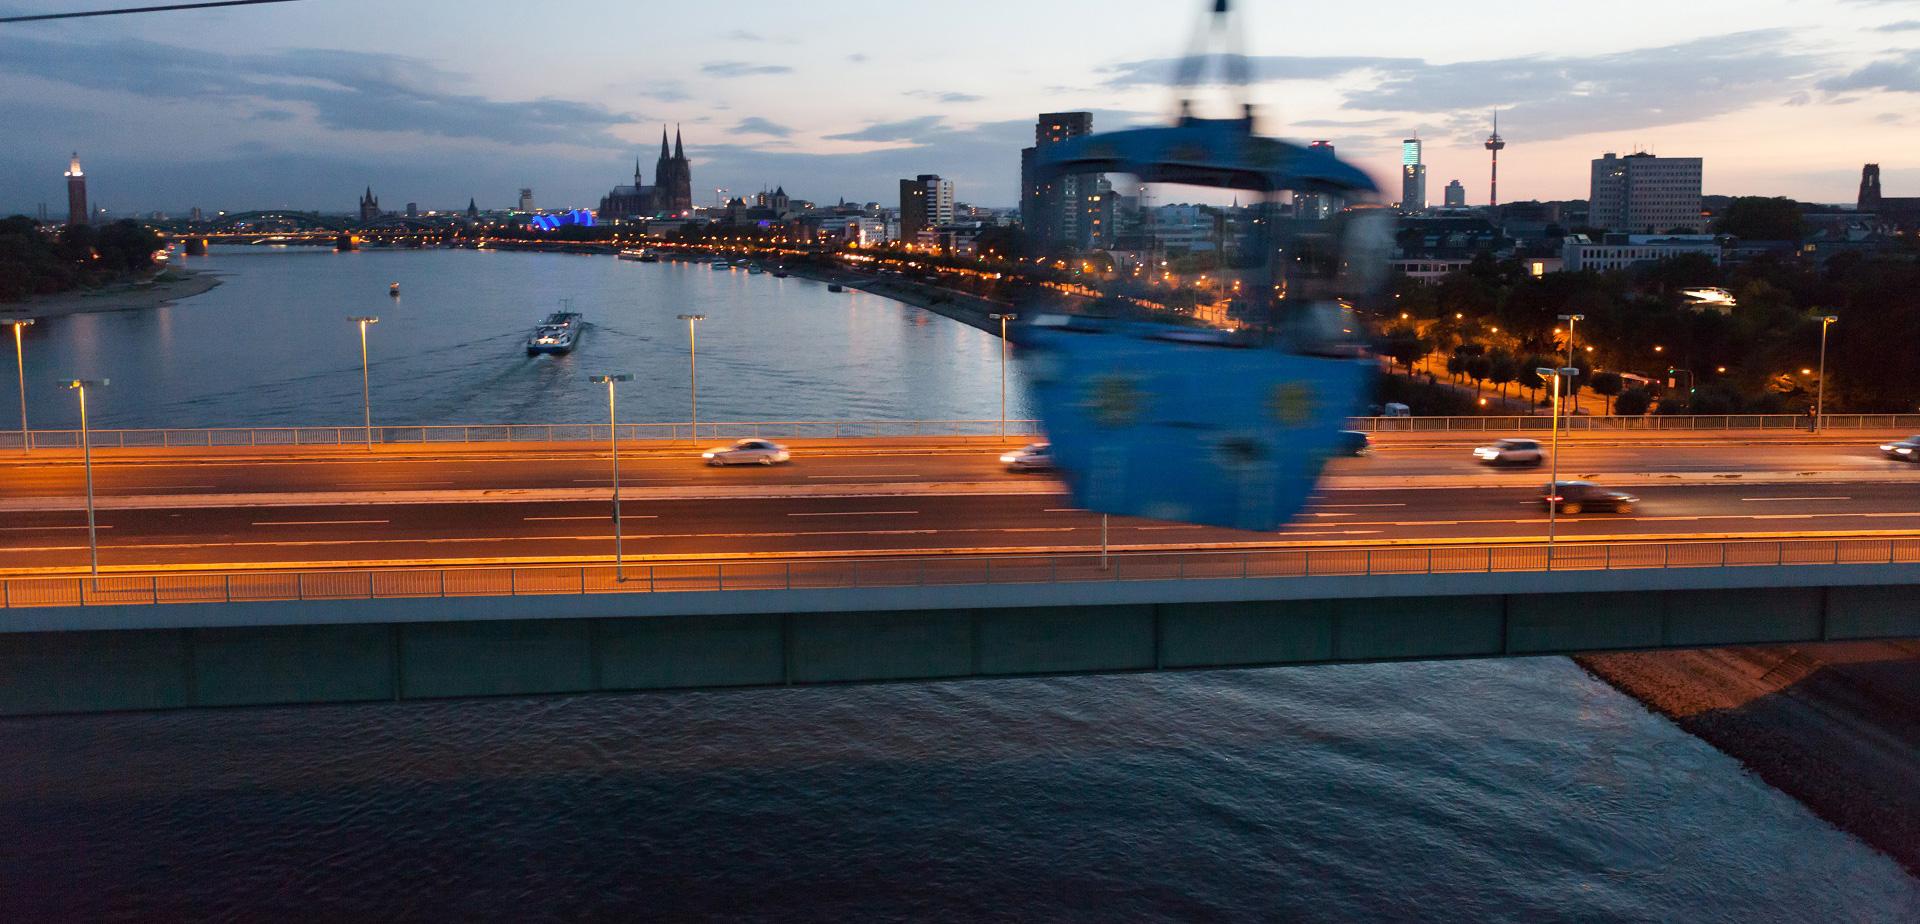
{"left": 1860, "top": 164, "right": 1884, "bottom": 213}
{"left": 651, "top": 125, "right": 693, "bottom": 215}
{"left": 359, "top": 186, "right": 380, "bottom": 222}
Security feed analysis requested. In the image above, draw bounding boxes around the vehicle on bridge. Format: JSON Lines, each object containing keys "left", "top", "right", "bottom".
{"left": 704, "top": 439, "right": 791, "bottom": 466}
{"left": 1474, "top": 438, "right": 1544, "bottom": 466}
{"left": 1001, "top": 442, "right": 1055, "bottom": 472}
{"left": 1542, "top": 481, "right": 1637, "bottom": 515}
{"left": 1337, "top": 431, "right": 1372, "bottom": 456}
{"left": 1879, "top": 436, "right": 1920, "bottom": 461}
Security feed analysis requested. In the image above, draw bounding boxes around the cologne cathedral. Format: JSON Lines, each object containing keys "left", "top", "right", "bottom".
{"left": 600, "top": 126, "right": 694, "bottom": 219}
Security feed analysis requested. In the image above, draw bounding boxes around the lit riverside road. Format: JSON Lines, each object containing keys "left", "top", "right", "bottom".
{"left": 2, "top": 434, "right": 1917, "bottom": 573}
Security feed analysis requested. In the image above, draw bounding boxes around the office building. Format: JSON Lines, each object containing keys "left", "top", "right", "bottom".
{"left": 1020, "top": 111, "right": 1101, "bottom": 251}
{"left": 1400, "top": 138, "right": 1427, "bottom": 212}
{"left": 517, "top": 188, "right": 536, "bottom": 212}
{"left": 1561, "top": 233, "right": 1720, "bottom": 272}
{"left": 64, "top": 153, "right": 87, "bottom": 226}
{"left": 1294, "top": 141, "right": 1342, "bottom": 219}
{"left": 1588, "top": 153, "right": 1703, "bottom": 233}
{"left": 1444, "top": 180, "right": 1466, "bottom": 208}
{"left": 899, "top": 173, "right": 953, "bottom": 246}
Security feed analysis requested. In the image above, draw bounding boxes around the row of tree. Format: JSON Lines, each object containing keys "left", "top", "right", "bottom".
{"left": 0, "top": 216, "right": 166, "bottom": 302}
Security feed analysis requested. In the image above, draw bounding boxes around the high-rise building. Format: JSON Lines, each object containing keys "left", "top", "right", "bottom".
{"left": 1294, "top": 141, "right": 1342, "bottom": 219}
{"left": 1443, "top": 180, "right": 1466, "bottom": 208}
{"left": 517, "top": 188, "right": 535, "bottom": 212}
{"left": 1021, "top": 112, "right": 1101, "bottom": 251}
{"left": 1484, "top": 112, "right": 1506, "bottom": 207}
{"left": 405, "top": 202, "right": 418, "bottom": 218}
{"left": 64, "top": 153, "right": 87, "bottom": 227}
{"left": 899, "top": 174, "right": 953, "bottom": 246}
{"left": 1589, "top": 153, "right": 1703, "bottom": 233}
{"left": 358, "top": 186, "right": 380, "bottom": 222}
{"left": 1400, "top": 138, "right": 1427, "bottom": 212}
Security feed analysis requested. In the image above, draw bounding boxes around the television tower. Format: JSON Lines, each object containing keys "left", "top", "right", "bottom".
{"left": 1484, "top": 112, "right": 1506, "bottom": 208}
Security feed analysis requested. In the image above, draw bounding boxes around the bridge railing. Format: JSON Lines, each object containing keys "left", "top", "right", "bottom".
{"left": 3, "top": 414, "right": 1914, "bottom": 450}
{"left": 7, "top": 537, "right": 1918, "bottom": 610}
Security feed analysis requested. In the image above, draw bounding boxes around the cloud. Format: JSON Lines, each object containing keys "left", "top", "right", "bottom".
{"left": 823, "top": 115, "right": 948, "bottom": 143}
{"left": 1873, "top": 20, "right": 1920, "bottom": 32}
{"left": 700, "top": 60, "right": 792, "bottom": 78}
{"left": 734, "top": 116, "right": 793, "bottom": 137}
{"left": 905, "top": 90, "right": 984, "bottom": 103}
{"left": 1821, "top": 50, "right": 1920, "bottom": 93}
{"left": 725, "top": 29, "right": 765, "bottom": 41}
{"left": 638, "top": 81, "right": 692, "bottom": 102}
{"left": 1103, "top": 32, "right": 1824, "bottom": 143}
{"left": 0, "top": 33, "right": 633, "bottom": 146}
{"left": 846, "top": 53, "right": 868, "bottom": 63}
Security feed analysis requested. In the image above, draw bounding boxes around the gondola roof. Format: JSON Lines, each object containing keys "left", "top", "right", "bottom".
{"left": 1032, "top": 115, "right": 1378, "bottom": 195}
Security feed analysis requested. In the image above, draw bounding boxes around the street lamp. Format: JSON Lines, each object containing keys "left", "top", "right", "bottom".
{"left": 590, "top": 374, "right": 634, "bottom": 579}
{"left": 349, "top": 316, "right": 379, "bottom": 449}
{"left": 677, "top": 314, "right": 706, "bottom": 440}
{"left": 1558, "top": 314, "right": 1584, "bottom": 413}
{"left": 66, "top": 378, "right": 108, "bottom": 577}
{"left": 1815, "top": 314, "right": 1838, "bottom": 431}
{"left": 1538, "top": 366, "right": 1579, "bottom": 562}
{"left": 988, "top": 312, "right": 1017, "bottom": 438}
{"left": 6, "top": 319, "right": 32, "bottom": 451}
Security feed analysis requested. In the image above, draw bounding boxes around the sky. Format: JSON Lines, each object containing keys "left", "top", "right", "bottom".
{"left": 1, "top": 0, "right": 1918, "bottom": 215}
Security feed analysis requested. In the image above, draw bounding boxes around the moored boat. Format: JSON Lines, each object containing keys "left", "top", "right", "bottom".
{"left": 827, "top": 283, "right": 845, "bottom": 293}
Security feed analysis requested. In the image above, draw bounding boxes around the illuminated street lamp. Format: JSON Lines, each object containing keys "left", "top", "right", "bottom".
{"left": 1558, "top": 313, "right": 1585, "bottom": 413}
{"left": 590, "top": 373, "right": 634, "bottom": 579}
{"left": 677, "top": 314, "right": 706, "bottom": 440}
{"left": 349, "top": 316, "right": 379, "bottom": 449}
{"left": 1815, "top": 314, "right": 1838, "bottom": 431}
{"left": 6, "top": 318, "right": 32, "bottom": 451}
{"left": 988, "top": 312, "right": 1017, "bottom": 438}
{"left": 1538, "top": 366, "right": 1580, "bottom": 562}
{"left": 65, "top": 378, "right": 108, "bottom": 577}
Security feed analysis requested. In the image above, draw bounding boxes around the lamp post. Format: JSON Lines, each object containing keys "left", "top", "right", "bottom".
{"left": 590, "top": 374, "right": 634, "bottom": 579}
{"left": 677, "top": 314, "right": 706, "bottom": 440}
{"left": 6, "top": 319, "right": 31, "bottom": 451}
{"left": 1815, "top": 314, "right": 1838, "bottom": 431}
{"left": 1558, "top": 313, "right": 1584, "bottom": 414}
{"left": 1538, "top": 366, "right": 1579, "bottom": 563}
{"left": 988, "top": 312, "right": 1017, "bottom": 438}
{"left": 349, "top": 316, "right": 379, "bottom": 449}
{"left": 66, "top": 378, "right": 108, "bottom": 578}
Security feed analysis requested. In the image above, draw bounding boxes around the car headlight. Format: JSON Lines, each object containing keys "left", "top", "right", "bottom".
{"left": 702, "top": 452, "right": 716, "bottom": 459}
{"left": 1900, "top": 447, "right": 1914, "bottom": 455}
{"left": 1883, "top": 445, "right": 1897, "bottom": 451}
{"left": 1000, "top": 453, "right": 1019, "bottom": 463}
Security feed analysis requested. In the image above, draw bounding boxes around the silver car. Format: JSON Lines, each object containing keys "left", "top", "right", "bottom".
{"left": 703, "top": 439, "right": 791, "bottom": 466}
{"left": 1473, "top": 438, "right": 1544, "bottom": 466}
{"left": 1879, "top": 436, "right": 1920, "bottom": 462}
{"left": 1000, "top": 442, "right": 1055, "bottom": 472}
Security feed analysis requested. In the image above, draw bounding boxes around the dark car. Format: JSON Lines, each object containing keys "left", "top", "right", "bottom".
{"left": 1879, "top": 436, "right": 1920, "bottom": 462}
{"left": 1337, "top": 430, "right": 1372, "bottom": 456}
{"left": 1541, "top": 480, "right": 1637, "bottom": 514}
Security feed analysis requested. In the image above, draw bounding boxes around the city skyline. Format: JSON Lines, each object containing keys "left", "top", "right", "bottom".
{"left": 1, "top": 0, "right": 1918, "bottom": 213}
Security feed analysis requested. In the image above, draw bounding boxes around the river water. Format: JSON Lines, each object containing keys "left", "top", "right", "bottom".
{"left": 15, "top": 245, "right": 1027, "bottom": 431}
{"left": 4, "top": 248, "right": 1916, "bottom": 919}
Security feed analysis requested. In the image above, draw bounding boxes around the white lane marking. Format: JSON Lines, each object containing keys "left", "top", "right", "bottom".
{"left": 1133, "top": 525, "right": 1204, "bottom": 531}
{"left": 1308, "top": 503, "right": 1407, "bottom": 508}
{"left": 342, "top": 481, "right": 452, "bottom": 488}
{"left": 806, "top": 474, "right": 924, "bottom": 479}
{"left": 252, "top": 519, "right": 390, "bottom": 526}
{"left": 787, "top": 510, "right": 919, "bottom": 517}
{"left": 1741, "top": 496, "right": 1851, "bottom": 502}
{"left": 1044, "top": 508, "right": 1085, "bottom": 513}
{"left": 1299, "top": 512, "right": 1354, "bottom": 518}
{"left": 0, "top": 524, "right": 114, "bottom": 531}
{"left": 130, "top": 484, "right": 217, "bottom": 490}
{"left": 523, "top": 515, "right": 656, "bottom": 521}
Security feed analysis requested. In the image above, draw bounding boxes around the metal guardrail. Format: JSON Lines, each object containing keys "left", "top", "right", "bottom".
{"left": 0, "top": 419, "right": 1046, "bottom": 450}
{"left": 1348, "top": 414, "right": 1920, "bottom": 433}
{"left": 6, "top": 538, "right": 1918, "bottom": 610}
{"left": 3, "top": 414, "right": 1914, "bottom": 450}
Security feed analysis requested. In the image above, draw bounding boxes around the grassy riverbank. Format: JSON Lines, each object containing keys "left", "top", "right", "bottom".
{"left": 1, "top": 267, "right": 222, "bottom": 319}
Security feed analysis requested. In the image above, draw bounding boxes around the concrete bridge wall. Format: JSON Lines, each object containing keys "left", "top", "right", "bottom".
{"left": 5, "top": 566, "right": 1918, "bottom": 716}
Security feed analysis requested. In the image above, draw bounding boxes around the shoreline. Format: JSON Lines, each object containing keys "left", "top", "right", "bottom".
{"left": 1, "top": 267, "right": 223, "bottom": 319}
{"left": 1575, "top": 643, "right": 1920, "bottom": 876}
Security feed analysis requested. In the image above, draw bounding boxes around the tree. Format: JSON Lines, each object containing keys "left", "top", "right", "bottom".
{"left": 1614, "top": 387, "right": 1653, "bottom": 416}
{"left": 1487, "top": 352, "right": 1519, "bottom": 399}
{"left": 1589, "top": 371, "right": 1624, "bottom": 415}
{"left": 1380, "top": 325, "right": 1429, "bottom": 374}
{"left": 1712, "top": 196, "right": 1804, "bottom": 242}
{"left": 1465, "top": 355, "right": 1492, "bottom": 396}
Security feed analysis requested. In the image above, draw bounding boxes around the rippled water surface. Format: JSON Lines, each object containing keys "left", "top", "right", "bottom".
{"left": 18, "top": 246, "right": 1028, "bottom": 430}
{"left": 4, "top": 661, "right": 1914, "bottom": 922}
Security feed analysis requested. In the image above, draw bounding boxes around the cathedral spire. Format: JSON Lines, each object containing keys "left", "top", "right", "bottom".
{"left": 660, "top": 126, "right": 670, "bottom": 158}
{"left": 674, "top": 124, "right": 684, "bottom": 160}
{"left": 635, "top": 158, "right": 643, "bottom": 184}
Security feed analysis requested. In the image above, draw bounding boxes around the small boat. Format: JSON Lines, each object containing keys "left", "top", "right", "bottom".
{"left": 617, "top": 249, "right": 648, "bottom": 261}
{"left": 827, "top": 283, "right": 845, "bottom": 293}
{"left": 389, "top": 282, "right": 401, "bottom": 297}
{"left": 772, "top": 267, "right": 790, "bottom": 278}
{"left": 526, "top": 311, "right": 583, "bottom": 355}
{"left": 638, "top": 252, "right": 659, "bottom": 263}
{"left": 748, "top": 265, "right": 765, "bottom": 275}
{"left": 712, "top": 260, "right": 731, "bottom": 269}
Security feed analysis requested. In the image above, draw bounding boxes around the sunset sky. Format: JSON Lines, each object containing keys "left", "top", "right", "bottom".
{"left": 2, "top": 0, "right": 1917, "bottom": 214}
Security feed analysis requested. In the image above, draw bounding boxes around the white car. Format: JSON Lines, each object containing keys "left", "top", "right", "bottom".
{"left": 1000, "top": 442, "right": 1055, "bottom": 472}
{"left": 1473, "top": 438, "right": 1544, "bottom": 466}
{"left": 1879, "top": 436, "right": 1920, "bottom": 462}
{"left": 703, "top": 439, "right": 791, "bottom": 466}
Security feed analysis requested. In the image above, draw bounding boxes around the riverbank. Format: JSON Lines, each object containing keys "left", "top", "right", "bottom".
{"left": 1575, "top": 642, "right": 1920, "bottom": 875}
{"left": 1, "top": 267, "right": 222, "bottom": 319}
